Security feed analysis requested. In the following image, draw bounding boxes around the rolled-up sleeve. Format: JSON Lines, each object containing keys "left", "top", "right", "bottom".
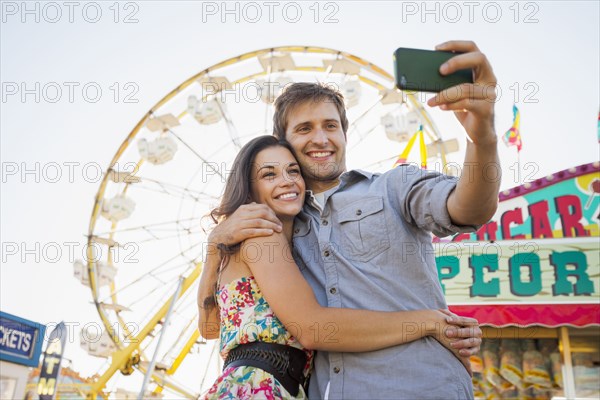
{"left": 394, "top": 164, "right": 480, "bottom": 237}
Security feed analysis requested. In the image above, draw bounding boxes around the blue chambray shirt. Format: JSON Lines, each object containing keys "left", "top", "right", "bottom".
{"left": 292, "top": 165, "right": 479, "bottom": 400}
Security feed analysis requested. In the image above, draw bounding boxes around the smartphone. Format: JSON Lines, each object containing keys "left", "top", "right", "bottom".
{"left": 393, "top": 47, "right": 473, "bottom": 93}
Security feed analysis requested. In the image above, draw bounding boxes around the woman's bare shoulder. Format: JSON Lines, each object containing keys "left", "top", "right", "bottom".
{"left": 240, "top": 232, "right": 291, "bottom": 265}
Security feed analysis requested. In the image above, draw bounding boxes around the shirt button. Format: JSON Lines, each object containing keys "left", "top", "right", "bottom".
{"left": 324, "top": 250, "right": 330, "bottom": 257}
{"left": 322, "top": 219, "right": 328, "bottom": 226}
{"left": 329, "top": 287, "right": 337, "bottom": 294}
{"left": 294, "top": 228, "right": 299, "bottom": 234}
{"left": 356, "top": 209, "right": 362, "bottom": 216}
{"left": 333, "top": 366, "right": 340, "bottom": 374}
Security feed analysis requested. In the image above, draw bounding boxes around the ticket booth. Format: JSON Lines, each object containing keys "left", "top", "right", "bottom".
{"left": 0, "top": 311, "right": 46, "bottom": 399}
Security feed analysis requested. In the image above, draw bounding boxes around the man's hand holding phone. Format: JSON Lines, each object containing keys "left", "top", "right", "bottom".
{"left": 426, "top": 41, "right": 498, "bottom": 146}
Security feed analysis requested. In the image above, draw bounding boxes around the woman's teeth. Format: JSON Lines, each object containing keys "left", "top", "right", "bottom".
{"left": 277, "top": 193, "right": 297, "bottom": 200}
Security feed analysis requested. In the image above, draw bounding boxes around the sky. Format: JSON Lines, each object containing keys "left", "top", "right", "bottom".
{"left": 1, "top": 0, "right": 599, "bottom": 398}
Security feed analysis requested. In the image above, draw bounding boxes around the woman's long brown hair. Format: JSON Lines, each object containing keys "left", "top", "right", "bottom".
{"left": 203, "top": 135, "right": 297, "bottom": 310}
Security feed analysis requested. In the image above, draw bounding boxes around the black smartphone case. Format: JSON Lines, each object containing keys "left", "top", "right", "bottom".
{"left": 394, "top": 47, "right": 473, "bottom": 93}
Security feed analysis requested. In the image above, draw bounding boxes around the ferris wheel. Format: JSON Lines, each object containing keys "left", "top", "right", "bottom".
{"left": 73, "top": 46, "right": 460, "bottom": 399}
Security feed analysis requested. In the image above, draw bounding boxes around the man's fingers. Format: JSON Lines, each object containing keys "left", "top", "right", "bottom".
{"left": 445, "top": 326, "right": 482, "bottom": 338}
{"left": 242, "top": 218, "right": 282, "bottom": 232}
{"left": 435, "top": 40, "right": 479, "bottom": 53}
{"left": 240, "top": 203, "right": 273, "bottom": 217}
{"left": 434, "top": 40, "right": 496, "bottom": 86}
{"left": 428, "top": 83, "right": 497, "bottom": 106}
{"left": 242, "top": 205, "right": 282, "bottom": 229}
{"left": 242, "top": 228, "right": 276, "bottom": 238}
{"left": 445, "top": 315, "right": 480, "bottom": 326}
{"left": 460, "top": 347, "right": 481, "bottom": 357}
{"left": 450, "top": 337, "right": 482, "bottom": 350}
{"left": 439, "top": 52, "right": 488, "bottom": 76}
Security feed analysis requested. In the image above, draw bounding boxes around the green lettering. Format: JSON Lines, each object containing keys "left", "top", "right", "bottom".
{"left": 509, "top": 252, "right": 542, "bottom": 296}
{"left": 469, "top": 254, "right": 500, "bottom": 297}
{"left": 551, "top": 251, "right": 595, "bottom": 295}
{"left": 435, "top": 256, "right": 460, "bottom": 294}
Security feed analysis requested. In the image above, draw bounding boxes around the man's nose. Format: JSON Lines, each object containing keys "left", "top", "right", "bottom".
{"left": 311, "top": 128, "right": 329, "bottom": 146}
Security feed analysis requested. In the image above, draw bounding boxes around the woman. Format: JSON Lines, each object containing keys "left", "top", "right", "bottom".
{"left": 198, "top": 135, "right": 478, "bottom": 399}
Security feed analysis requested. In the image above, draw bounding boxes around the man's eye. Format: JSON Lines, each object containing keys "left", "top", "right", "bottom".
{"left": 327, "top": 123, "right": 337, "bottom": 129}
{"left": 298, "top": 126, "right": 310, "bottom": 132}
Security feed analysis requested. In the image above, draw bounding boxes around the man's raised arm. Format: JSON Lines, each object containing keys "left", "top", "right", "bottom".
{"left": 428, "top": 40, "right": 501, "bottom": 226}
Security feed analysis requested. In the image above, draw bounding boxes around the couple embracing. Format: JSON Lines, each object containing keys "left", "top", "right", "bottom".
{"left": 198, "top": 41, "right": 500, "bottom": 399}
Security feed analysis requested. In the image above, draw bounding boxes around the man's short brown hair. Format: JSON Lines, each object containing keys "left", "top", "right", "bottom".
{"left": 272, "top": 82, "right": 349, "bottom": 140}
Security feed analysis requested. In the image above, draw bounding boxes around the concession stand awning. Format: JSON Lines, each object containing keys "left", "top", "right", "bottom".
{"left": 435, "top": 162, "right": 600, "bottom": 399}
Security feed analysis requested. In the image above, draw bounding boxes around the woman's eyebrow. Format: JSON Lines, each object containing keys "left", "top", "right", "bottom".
{"left": 257, "top": 164, "right": 276, "bottom": 172}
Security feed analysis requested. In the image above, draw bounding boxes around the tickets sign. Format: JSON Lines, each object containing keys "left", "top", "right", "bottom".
{"left": 0, "top": 311, "right": 45, "bottom": 367}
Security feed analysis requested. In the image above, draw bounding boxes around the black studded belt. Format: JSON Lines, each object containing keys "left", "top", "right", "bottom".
{"left": 223, "top": 342, "right": 308, "bottom": 396}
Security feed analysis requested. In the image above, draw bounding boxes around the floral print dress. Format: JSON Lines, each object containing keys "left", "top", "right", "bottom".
{"left": 202, "top": 276, "right": 314, "bottom": 399}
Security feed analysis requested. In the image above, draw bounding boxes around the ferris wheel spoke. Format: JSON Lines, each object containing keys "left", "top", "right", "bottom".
{"left": 135, "top": 273, "right": 194, "bottom": 334}
{"left": 161, "top": 329, "right": 201, "bottom": 378}
{"left": 136, "top": 229, "right": 202, "bottom": 244}
{"left": 97, "top": 252, "right": 200, "bottom": 306}
{"left": 216, "top": 101, "right": 242, "bottom": 150}
{"left": 199, "top": 341, "right": 220, "bottom": 390}
{"left": 128, "top": 277, "right": 179, "bottom": 312}
{"left": 263, "top": 63, "right": 273, "bottom": 133}
{"left": 348, "top": 124, "right": 380, "bottom": 151}
{"left": 160, "top": 310, "right": 197, "bottom": 360}
{"left": 130, "top": 183, "right": 212, "bottom": 206}
{"left": 172, "top": 293, "right": 198, "bottom": 315}
{"left": 132, "top": 179, "right": 219, "bottom": 203}
{"left": 93, "top": 224, "right": 205, "bottom": 252}
{"left": 95, "top": 216, "right": 204, "bottom": 236}
{"left": 168, "top": 129, "right": 225, "bottom": 180}
{"left": 347, "top": 97, "right": 384, "bottom": 136}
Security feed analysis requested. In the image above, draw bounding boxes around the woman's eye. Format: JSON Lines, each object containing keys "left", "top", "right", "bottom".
{"left": 262, "top": 172, "right": 275, "bottom": 178}
{"left": 288, "top": 168, "right": 300, "bottom": 176}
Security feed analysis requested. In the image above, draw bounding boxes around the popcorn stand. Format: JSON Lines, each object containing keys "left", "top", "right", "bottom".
{"left": 437, "top": 162, "right": 600, "bottom": 399}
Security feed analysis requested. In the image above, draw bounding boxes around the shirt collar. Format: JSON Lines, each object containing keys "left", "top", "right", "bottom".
{"left": 338, "top": 169, "right": 374, "bottom": 189}
{"left": 305, "top": 169, "right": 374, "bottom": 196}
{"left": 340, "top": 169, "right": 374, "bottom": 181}
{"left": 305, "top": 190, "right": 323, "bottom": 213}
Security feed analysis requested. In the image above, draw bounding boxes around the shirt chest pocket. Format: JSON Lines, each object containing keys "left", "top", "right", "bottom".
{"left": 336, "top": 196, "right": 390, "bottom": 262}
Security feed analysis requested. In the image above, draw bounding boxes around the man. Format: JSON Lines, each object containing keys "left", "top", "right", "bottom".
{"left": 201, "top": 41, "right": 499, "bottom": 399}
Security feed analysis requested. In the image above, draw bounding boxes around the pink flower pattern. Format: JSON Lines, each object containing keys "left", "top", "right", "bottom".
{"left": 201, "top": 276, "right": 313, "bottom": 399}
